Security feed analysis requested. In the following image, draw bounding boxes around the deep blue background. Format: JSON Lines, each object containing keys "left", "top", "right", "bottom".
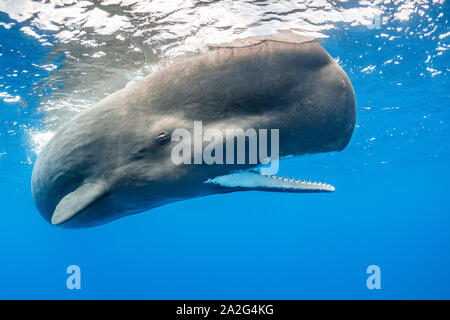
{"left": 0, "top": 5, "right": 449, "bottom": 299}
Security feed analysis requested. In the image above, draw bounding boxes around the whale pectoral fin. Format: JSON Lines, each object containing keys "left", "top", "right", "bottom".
{"left": 51, "top": 182, "right": 107, "bottom": 225}
{"left": 205, "top": 170, "right": 335, "bottom": 193}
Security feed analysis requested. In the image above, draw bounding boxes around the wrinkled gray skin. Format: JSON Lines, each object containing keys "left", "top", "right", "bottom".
{"left": 31, "top": 33, "right": 356, "bottom": 228}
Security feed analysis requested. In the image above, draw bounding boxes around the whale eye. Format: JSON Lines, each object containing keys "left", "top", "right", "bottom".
{"left": 157, "top": 132, "right": 170, "bottom": 144}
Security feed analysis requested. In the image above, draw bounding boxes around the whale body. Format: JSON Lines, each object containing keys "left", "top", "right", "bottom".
{"left": 31, "top": 32, "right": 356, "bottom": 228}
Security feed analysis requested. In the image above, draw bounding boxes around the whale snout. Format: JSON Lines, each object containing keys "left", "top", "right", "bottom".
{"left": 317, "top": 59, "right": 357, "bottom": 153}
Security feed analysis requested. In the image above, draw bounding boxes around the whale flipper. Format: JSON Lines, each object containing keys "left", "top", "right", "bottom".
{"left": 51, "top": 182, "right": 107, "bottom": 225}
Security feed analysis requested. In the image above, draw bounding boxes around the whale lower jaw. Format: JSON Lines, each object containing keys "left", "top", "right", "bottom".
{"left": 205, "top": 170, "right": 335, "bottom": 193}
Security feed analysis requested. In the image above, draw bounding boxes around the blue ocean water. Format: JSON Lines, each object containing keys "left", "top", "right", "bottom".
{"left": 0, "top": 1, "right": 449, "bottom": 299}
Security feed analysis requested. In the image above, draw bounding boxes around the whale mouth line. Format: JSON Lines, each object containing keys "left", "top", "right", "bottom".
{"left": 205, "top": 169, "right": 335, "bottom": 193}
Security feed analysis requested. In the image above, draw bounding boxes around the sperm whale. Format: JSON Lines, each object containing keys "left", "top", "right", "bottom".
{"left": 31, "top": 32, "right": 356, "bottom": 227}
